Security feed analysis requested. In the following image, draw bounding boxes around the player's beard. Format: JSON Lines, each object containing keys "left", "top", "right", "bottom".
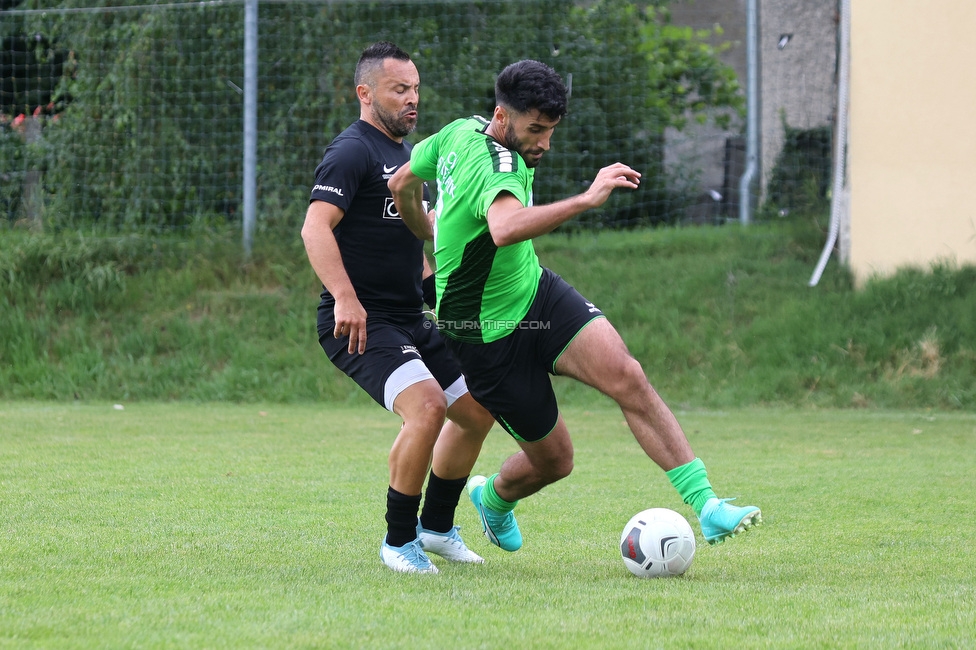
{"left": 373, "top": 103, "right": 417, "bottom": 139}
{"left": 503, "top": 122, "right": 544, "bottom": 168}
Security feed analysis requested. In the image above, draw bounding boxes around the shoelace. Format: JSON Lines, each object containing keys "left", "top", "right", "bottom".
{"left": 440, "top": 533, "right": 464, "bottom": 549}
{"left": 399, "top": 541, "right": 430, "bottom": 565}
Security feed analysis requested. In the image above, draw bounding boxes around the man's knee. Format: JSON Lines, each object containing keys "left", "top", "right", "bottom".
{"left": 395, "top": 383, "right": 448, "bottom": 430}
{"left": 526, "top": 443, "right": 574, "bottom": 483}
{"left": 601, "top": 354, "right": 651, "bottom": 400}
{"left": 545, "top": 456, "right": 574, "bottom": 482}
{"left": 413, "top": 395, "right": 448, "bottom": 429}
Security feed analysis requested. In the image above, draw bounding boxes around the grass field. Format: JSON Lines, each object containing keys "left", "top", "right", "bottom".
{"left": 2, "top": 401, "right": 974, "bottom": 648}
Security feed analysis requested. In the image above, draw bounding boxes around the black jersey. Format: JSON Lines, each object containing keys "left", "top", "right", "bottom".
{"left": 309, "top": 120, "right": 427, "bottom": 319}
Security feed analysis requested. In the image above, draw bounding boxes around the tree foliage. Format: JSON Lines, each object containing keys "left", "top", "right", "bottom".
{"left": 5, "top": 0, "right": 742, "bottom": 231}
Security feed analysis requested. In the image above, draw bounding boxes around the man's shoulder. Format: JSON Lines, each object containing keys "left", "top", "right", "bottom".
{"left": 456, "top": 117, "right": 521, "bottom": 171}
{"left": 425, "top": 115, "right": 488, "bottom": 146}
{"left": 321, "top": 124, "right": 369, "bottom": 162}
{"left": 322, "top": 121, "right": 404, "bottom": 173}
{"left": 330, "top": 121, "right": 380, "bottom": 151}
{"left": 441, "top": 115, "right": 489, "bottom": 137}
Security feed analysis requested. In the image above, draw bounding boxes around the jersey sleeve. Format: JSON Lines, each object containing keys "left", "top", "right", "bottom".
{"left": 409, "top": 133, "right": 439, "bottom": 181}
{"left": 309, "top": 137, "right": 370, "bottom": 212}
{"left": 475, "top": 164, "right": 531, "bottom": 221}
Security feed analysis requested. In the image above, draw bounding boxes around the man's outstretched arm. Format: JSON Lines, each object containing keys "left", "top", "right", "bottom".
{"left": 486, "top": 162, "right": 641, "bottom": 247}
{"left": 388, "top": 163, "right": 434, "bottom": 241}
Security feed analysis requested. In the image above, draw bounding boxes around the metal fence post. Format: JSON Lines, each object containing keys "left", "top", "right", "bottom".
{"left": 739, "top": 0, "right": 759, "bottom": 225}
{"left": 243, "top": 0, "right": 258, "bottom": 258}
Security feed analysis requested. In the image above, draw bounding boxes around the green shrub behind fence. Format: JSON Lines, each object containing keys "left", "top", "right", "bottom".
{"left": 1, "top": 0, "right": 743, "bottom": 232}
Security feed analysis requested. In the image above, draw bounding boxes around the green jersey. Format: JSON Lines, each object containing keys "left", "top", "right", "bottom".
{"left": 411, "top": 116, "right": 543, "bottom": 343}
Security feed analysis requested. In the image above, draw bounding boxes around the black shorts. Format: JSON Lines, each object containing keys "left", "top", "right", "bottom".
{"left": 444, "top": 268, "right": 604, "bottom": 442}
{"left": 318, "top": 309, "right": 465, "bottom": 411}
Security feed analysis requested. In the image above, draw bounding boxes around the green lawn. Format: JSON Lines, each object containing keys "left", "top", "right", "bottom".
{"left": 1, "top": 402, "right": 974, "bottom": 648}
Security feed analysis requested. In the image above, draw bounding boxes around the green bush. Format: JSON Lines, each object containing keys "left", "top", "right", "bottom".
{"left": 0, "top": 126, "right": 25, "bottom": 221}
{"left": 764, "top": 121, "right": 833, "bottom": 217}
{"left": 15, "top": 0, "right": 742, "bottom": 231}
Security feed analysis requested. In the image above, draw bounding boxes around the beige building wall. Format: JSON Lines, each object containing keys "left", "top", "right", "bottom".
{"left": 850, "top": 0, "right": 976, "bottom": 285}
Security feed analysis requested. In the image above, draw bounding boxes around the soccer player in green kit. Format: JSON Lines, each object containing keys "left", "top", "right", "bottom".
{"left": 388, "top": 60, "right": 761, "bottom": 553}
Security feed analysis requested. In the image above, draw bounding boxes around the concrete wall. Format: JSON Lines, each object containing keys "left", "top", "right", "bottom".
{"left": 667, "top": 0, "right": 838, "bottom": 217}
{"left": 666, "top": 0, "right": 747, "bottom": 203}
{"left": 758, "top": 0, "right": 838, "bottom": 198}
{"left": 848, "top": 0, "right": 976, "bottom": 284}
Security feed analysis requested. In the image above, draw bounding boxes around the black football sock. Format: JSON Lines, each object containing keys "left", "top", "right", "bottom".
{"left": 385, "top": 486, "right": 422, "bottom": 548}
{"left": 419, "top": 471, "right": 467, "bottom": 533}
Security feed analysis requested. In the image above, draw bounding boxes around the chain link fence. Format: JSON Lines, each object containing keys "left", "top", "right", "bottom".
{"left": 1, "top": 0, "right": 837, "bottom": 235}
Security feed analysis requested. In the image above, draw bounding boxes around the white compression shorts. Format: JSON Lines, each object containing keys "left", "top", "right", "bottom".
{"left": 382, "top": 358, "right": 469, "bottom": 412}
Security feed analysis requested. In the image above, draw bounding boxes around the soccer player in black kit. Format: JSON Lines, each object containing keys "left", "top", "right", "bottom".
{"left": 302, "top": 42, "right": 494, "bottom": 574}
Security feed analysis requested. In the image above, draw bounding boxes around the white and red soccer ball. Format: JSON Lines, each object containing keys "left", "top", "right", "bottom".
{"left": 620, "top": 508, "right": 696, "bottom": 578}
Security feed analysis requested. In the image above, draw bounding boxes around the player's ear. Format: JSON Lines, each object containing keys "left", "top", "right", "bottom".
{"left": 493, "top": 105, "right": 508, "bottom": 127}
{"left": 356, "top": 83, "right": 372, "bottom": 105}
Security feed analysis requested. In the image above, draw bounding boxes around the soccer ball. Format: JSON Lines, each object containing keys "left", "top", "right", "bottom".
{"left": 620, "top": 508, "right": 696, "bottom": 578}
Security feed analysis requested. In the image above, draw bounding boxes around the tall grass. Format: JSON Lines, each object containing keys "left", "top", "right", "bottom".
{"left": 1, "top": 216, "right": 974, "bottom": 408}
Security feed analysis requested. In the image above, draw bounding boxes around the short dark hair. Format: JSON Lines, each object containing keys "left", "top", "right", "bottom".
{"left": 355, "top": 41, "right": 412, "bottom": 87}
{"left": 494, "top": 60, "right": 568, "bottom": 121}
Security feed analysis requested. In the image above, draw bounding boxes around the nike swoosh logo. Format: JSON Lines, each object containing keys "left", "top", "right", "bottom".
{"left": 383, "top": 164, "right": 398, "bottom": 173}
